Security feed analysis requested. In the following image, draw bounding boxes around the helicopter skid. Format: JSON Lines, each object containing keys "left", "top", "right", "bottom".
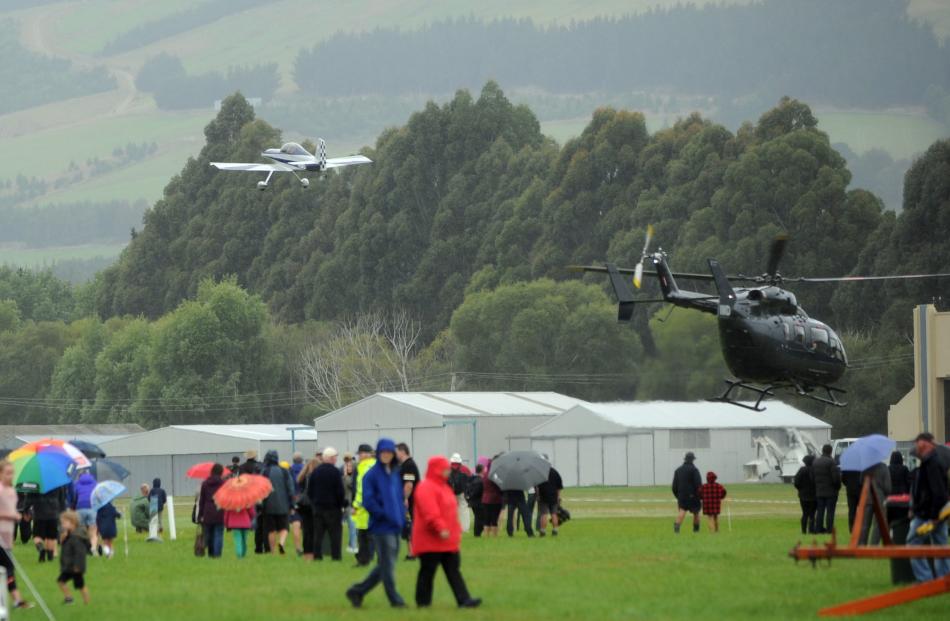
{"left": 709, "top": 379, "right": 775, "bottom": 411}
{"left": 792, "top": 382, "right": 848, "bottom": 408}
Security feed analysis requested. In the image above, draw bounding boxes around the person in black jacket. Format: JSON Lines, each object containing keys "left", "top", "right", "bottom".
{"left": 26, "top": 485, "right": 66, "bottom": 562}
{"left": 794, "top": 454, "right": 817, "bottom": 534}
{"left": 672, "top": 452, "right": 702, "bottom": 534}
{"left": 889, "top": 451, "right": 912, "bottom": 495}
{"left": 308, "top": 447, "right": 346, "bottom": 561}
{"left": 812, "top": 444, "right": 841, "bottom": 534}
{"left": 240, "top": 450, "right": 268, "bottom": 554}
{"left": 197, "top": 464, "right": 226, "bottom": 558}
{"left": 907, "top": 433, "right": 950, "bottom": 582}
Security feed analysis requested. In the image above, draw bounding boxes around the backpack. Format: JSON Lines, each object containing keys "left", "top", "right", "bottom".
{"left": 463, "top": 476, "right": 484, "bottom": 504}
{"left": 448, "top": 469, "right": 470, "bottom": 496}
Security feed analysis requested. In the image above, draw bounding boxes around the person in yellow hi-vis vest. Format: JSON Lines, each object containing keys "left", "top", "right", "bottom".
{"left": 352, "top": 444, "right": 376, "bottom": 566}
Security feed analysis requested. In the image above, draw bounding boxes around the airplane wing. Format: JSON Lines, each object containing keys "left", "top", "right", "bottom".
{"left": 209, "top": 162, "right": 293, "bottom": 172}
{"left": 324, "top": 155, "right": 373, "bottom": 169}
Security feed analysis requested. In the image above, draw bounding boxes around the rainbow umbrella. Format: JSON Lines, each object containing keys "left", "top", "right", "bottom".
{"left": 10, "top": 439, "right": 91, "bottom": 493}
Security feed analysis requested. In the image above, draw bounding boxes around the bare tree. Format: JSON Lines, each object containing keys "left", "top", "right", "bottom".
{"left": 297, "top": 310, "right": 423, "bottom": 411}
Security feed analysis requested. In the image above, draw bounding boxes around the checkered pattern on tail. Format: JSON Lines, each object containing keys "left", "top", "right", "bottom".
{"left": 318, "top": 139, "right": 327, "bottom": 169}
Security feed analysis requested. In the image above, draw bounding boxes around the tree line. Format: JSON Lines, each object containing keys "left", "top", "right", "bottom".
{"left": 3, "top": 86, "right": 949, "bottom": 434}
{"left": 294, "top": 1, "right": 948, "bottom": 110}
{"left": 135, "top": 53, "right": 279, "bottom": 110}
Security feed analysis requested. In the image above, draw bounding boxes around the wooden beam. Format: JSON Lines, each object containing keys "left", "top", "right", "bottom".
{"left": 791, "top": 545, "right": 950, "bottom": 560}
{"left": 818, "top": 574, "right": 950, "bottom": 616}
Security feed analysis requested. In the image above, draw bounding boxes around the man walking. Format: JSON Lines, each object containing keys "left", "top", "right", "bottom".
{"left": 346, "top": 438, "right": 407, "bottom": 609}
{"left": 397, "top": 443, "right": 420, "bottom": 559}
{"left": 308, "top": 447, "right": 345, "bottom": 561}
{"left": 261, "top": 450, "right": 295, "bottom": 555}
{"left": 672, "top": 452, "right": 702, "bottom": 533}
{"left": 353, "top": 443, "right": 376, "bottom": 566}
{"left": 536, "top": 462, "right": 563, "bottom": 537}
{"left": 906, "top": 432, "right": 950, "bottom": 582}
{"left": 813, "top": 444, "right": 841, "bottom": 534}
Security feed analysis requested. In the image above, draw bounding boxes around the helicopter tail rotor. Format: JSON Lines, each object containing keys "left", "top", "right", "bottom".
{"left": 633, "top": 224, "right": 654, "bottom": 289}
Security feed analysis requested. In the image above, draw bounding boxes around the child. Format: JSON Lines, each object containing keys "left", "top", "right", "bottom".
{"left": 0, "top": 460, "right": 33, "bottom": 609}
{"left": 700, "top": 471, "right": 727, "bottom": 533}
{"left": 96, "top": 502, "right": 121, "bottom": 558}
{"left": 224, "top": 503, "right": 255, "bottom": 559}
{"left": 58, "top": 510, "right": 90, "bottom": 605}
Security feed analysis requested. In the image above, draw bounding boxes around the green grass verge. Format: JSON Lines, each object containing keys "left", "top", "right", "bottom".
{"left": 4, "top": 484, "right": 941, "bottom": 620}
{"left": 0, "top": 243, "right": 125, "bottom": 266}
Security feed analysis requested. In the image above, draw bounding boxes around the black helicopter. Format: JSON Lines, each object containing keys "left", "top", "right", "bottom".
{"left": 573, "top": 228, "right": 950, "bottom": 411}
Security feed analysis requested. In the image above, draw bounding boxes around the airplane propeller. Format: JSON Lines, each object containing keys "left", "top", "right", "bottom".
{"left": 633, "top": 224, "right": 654, "bottom": 289}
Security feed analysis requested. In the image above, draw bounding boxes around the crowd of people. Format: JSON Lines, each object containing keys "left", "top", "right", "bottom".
{"left": 791, "top": 432, "right": 950, "bottom": 583}
{"left": 191, "top": 441, "right": 565, "bottom": 608}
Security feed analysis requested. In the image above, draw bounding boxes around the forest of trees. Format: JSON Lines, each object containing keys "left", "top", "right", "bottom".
{"left": 135, "top": 53, "right": 279, "bottom": 110}
{"left": 1, "top": 87, "right": 948, "bottom": 435}
{"left": 0, "top": 201, "right": 146, "bottom": 247}
{"left": 294, "top": 1, "right": 947, "bottom": 110}
{"left": 0, "top": 20, "right": 115, "bottom": 115}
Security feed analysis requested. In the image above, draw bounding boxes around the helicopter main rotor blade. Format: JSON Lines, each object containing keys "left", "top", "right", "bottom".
{"left": 787, "top": 272, "right": 950, "bottom": 283}
{"left": 567, "top": 265, "right": 757, "bottom": 283}
{"left": 766, "top": 234, "right": 788, "bottom": 278}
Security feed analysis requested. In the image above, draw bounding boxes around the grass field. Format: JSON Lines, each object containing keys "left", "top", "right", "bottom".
{"left": 4, "top": 485, "right": 943, "bottom": 620}
{"left": 816, "top": 109, "right": 947, "bottom": 160}
{"left": 0, "top": 243, "right": 125, "bottom": 267}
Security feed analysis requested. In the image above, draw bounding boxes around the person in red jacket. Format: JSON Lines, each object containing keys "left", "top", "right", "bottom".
{"left": 699, "top": 471, "right": 727, "bottom": 533}
{"left": 411, "top": 456, "right": 482, "bottom": 609}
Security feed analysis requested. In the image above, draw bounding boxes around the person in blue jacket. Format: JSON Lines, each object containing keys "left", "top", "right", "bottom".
{"left": 71, "top": 470, "right": 99, "bottom": 553}
{"left": 346, "top": 438, "right": 406, "bottom": 608}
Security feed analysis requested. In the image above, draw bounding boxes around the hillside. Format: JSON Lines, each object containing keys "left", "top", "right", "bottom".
{"left": 1, "top": 0, "right": 948, "bottom": 281}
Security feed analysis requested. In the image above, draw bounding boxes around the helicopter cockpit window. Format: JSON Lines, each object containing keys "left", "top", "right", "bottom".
{"left": 829, "top": 337, "right": 846, "bottom": 363}
{"left": 279, "top": 142, "right": 308, "bottom": 156}
{"left": 809, "top": 327, "right": 829, "bottom": 353}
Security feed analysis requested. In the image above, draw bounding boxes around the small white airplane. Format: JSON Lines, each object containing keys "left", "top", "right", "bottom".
{"left": 210, "top": 138, "right": 372, "bottom": 190}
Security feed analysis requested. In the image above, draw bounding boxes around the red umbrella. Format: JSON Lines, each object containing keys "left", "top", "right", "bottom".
{"left": 186, "top": 462, "right": 215, "bottom": 480}
{"left": 213, "top": 474, "right": 272, "bottom": 511}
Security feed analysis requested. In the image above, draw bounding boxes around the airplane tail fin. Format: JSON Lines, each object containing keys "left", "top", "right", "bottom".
{"left": 317, "top": 138, "right": 327, "bottom": 169}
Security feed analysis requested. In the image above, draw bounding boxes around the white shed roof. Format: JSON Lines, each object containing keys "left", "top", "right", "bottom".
{"left": 532, "top": 400, "right": 831, "bottom": 436}
{"left": 373, "top": 392, "right": 585, "bottom": 417}
{"left": 164, "top": 425, "right": 318, "bottom": 441}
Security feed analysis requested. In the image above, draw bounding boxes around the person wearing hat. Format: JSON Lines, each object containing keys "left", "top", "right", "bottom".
{"left": 907, "top": 432, "right": 950, "bottom": 582}
{"left": 352, "top": 443, "right": 377, "bottom": 566}
{"left": 308, "top": 447, "right": 345, "bottom": 560}
{"left": 346, "top": 438, "right": 407, "bottom": 608}
{"left": 672, "top": 452, "right": 702, "bottom": 533}
{"left": 699, "top": 471, "right": 727, "bottom": 533}
{"left": 448, "top": 454, "right": 472, "bottom": 533}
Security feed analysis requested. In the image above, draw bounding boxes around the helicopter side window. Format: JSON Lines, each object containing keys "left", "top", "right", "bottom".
{"left": 782, "top": 322, "right": 790, "bottom": 341}
{"left": 830, "top": 337, "right": 846, "bottom": 362}
{"left": 794, "top": 325, "right": 805, "bottom": 345}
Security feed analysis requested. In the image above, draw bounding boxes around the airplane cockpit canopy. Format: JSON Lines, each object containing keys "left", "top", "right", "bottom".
{"left": 279, "top": 142, "right": 309, "bottom": 156}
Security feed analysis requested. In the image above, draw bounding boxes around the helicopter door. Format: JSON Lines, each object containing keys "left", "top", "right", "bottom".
{"left": 794, "top": 324, "right": 806, "bottom": 347}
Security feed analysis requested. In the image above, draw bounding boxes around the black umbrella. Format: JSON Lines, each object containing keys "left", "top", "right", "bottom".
{"left": 70, "top": 439, "right": 106, "bottom": 459}
{"left": 90, "top": 459, "right": 130, "bottom": 482}
{"left": 488, "top": 451, "right": 551, "bottom": 491}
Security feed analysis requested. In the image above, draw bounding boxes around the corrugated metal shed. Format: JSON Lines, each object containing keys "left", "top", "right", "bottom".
{"left": 528, "top": 401, "right": 832, "bottom": 487}
{"left": 315, "top": 392, "right": 587, "bottom": 468}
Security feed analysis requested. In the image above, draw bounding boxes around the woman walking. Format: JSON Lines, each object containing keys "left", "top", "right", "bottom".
{"left": 297, "top": 456, "right": 321, "bottom": 560}
{"left": 412, "top": 455, "right": 481, "bottom": 609}
{"left": 197, "top": 464, "right": 226, "bottom": 558}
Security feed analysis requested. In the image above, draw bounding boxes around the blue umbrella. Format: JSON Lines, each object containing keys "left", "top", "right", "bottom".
{"left": 90, "top": 459, "right": 130, "bottom": 482}
{"left": 839, "top": 434, "right": 896, "bottom": 472}
{"left": 91, "top": 481, "right": 126, "bottom": 511}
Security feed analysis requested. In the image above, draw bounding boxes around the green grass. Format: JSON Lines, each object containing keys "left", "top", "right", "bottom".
{"left": 6, "top": 485, "right": 943, "bottom": 620}
{"left": 0, "top": 243, "right": 125, "bottom": 267}
{"left": 816, "top": 109, "right": 948, "bottom": 160}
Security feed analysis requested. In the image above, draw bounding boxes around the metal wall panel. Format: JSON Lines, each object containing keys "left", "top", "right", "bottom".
{"left": 553, "top": 438, "right": 578, "bottom": 487}
{"left": 578, "top": 437, "right": 602, "bottom": 487}
{"left": 603, "top": 436, "right": 628, "bottom": 486}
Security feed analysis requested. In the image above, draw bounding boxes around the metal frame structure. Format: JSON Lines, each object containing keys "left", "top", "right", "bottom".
{"left": 789, "top": 475, "right": 950, "bottom": 616}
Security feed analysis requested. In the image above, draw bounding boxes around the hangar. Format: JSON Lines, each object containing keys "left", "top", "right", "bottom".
{"left": 526, "top": 401, "right": 832, "bottom": 486}
{"left": 314, "top": 392, "right": 585, "bottom": 468}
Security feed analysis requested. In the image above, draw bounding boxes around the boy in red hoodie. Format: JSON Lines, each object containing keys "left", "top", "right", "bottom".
{"left": 411, "top": 456, "right": 482, "bottom": 609}
{"left": 700, "top": 472, "right": 727, "bottom": 533}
